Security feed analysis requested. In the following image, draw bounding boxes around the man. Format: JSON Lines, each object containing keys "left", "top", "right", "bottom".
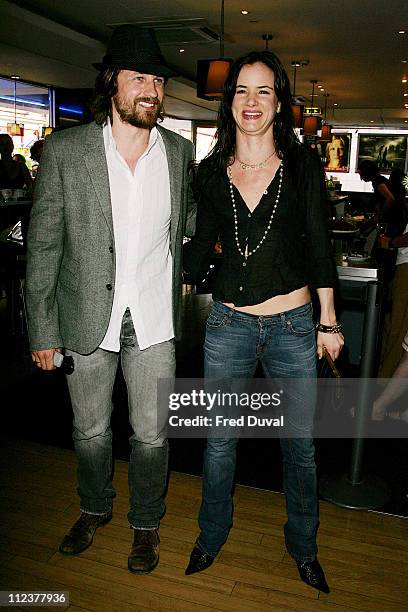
{"left": 25, "top": 25, "right": 195, "bottom": 574}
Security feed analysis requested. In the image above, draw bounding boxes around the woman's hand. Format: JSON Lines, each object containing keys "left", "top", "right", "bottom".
{"left": 317, "top": 331, "right": 344, "bottom": 361}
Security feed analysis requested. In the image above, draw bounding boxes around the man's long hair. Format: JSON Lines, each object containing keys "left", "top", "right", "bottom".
{"left": 91, "top": 68, "right": 120, "bottom": 126}
{"left": 90, "top": 67, "right": 167, "bottom": 126}
{"left": 203, "top": 51, "right": 297, "bottom": 173}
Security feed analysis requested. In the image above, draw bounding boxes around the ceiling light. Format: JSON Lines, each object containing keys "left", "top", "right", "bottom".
{"left": 405, "top": 103, "right": 408, "bottom": 108}
{"left": 179, "top": 48, "right": 185, "bottom": 53}
{"left": 241, "top": 9, "right": 250, "bottom": 15}
{"left": 404, "top": 93, "right": 408, "bottom": 96}
{"left": 402, "top": 76, "right": 408, "bottom": 83}
{"left": 402, "top": 59, "right": 408, "bottom": 63}
{"left": 290, "top": 59, "right": 308, "bottom": 128}
{"left": 320, "top": 93, "right": 331, "bottom": 141}
{"left": 262, "top": 34, "right": 273, "bottom": 50}
{"left": 333, "top": 103, "right": 338, "bottom": 106}
{"left": 7, "top": 76, "right": 24, "bottom": 137}
{"left": 370, "top": 120, "right": 374, "bottom": 123}
{"left": 196, "top": 0, "right": 233, "bottom": 100}
{"left": 303, "top": 80, "right": 320, "bottom": 135}
{"left": 398, "top": 29, "right": 406, "bottom": 34}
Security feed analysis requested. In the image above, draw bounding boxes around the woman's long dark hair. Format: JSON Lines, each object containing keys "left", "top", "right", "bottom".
{"left": 204, "top": 50, "right": 298, "bottom": 172}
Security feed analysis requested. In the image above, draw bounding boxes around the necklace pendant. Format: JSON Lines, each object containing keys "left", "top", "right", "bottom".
{"left": 241, "top": 163, "right": 247, "bottom": 170}
{"left": 244, "top": 244, "right": 249, "bottom": 259}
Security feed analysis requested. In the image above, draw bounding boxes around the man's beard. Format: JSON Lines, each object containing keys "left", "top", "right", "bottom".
{"left": 113, "top": 94, "right": 162, "bottom": 129}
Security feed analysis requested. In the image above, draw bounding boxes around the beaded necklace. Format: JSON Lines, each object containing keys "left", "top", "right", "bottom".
{"left": 235, "top": 150, "right": 276, "bottom": 170}
{"left": 227, "top": 162, "right": 283, "bottom": 260}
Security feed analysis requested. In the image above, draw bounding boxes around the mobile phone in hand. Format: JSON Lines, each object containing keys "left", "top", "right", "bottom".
{"left": 53, "top": 352, "right": 74, "bottom": 375}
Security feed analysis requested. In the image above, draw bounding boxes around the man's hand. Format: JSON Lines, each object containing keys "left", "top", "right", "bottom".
{"left": 31, "top": 348, "right": 62, "bottom": 370}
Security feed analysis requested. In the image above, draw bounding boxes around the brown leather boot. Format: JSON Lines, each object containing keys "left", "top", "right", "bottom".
{"left": 128, "top": 529, "right": 160, "bottom": 574}
{"left": 59, "top": 511, "right": 112, "bottom": 555}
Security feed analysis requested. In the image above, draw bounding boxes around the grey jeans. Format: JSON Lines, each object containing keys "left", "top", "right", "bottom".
{"left": 65, "top": 308, "right": 175, "bottom": 528}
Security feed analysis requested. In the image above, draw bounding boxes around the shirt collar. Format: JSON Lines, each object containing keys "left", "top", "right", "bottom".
{"left": 103, "top": 118, "right": 164, "bottom": 157}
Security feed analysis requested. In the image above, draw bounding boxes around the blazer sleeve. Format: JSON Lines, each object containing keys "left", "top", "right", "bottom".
{"left": 25, "top": 135, "right": 64, "bottom": 351}
{"left": 184, "top": 142, "right": 197, "bottom": 239}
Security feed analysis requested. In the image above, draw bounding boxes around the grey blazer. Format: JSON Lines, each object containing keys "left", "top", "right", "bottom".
{"left": 25, "top": 121, "right": 196, "bottom": 354}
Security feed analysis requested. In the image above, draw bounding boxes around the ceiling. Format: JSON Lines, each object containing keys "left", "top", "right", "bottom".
{"left": 0, "top": 0, "right": 407, "bottom": 127}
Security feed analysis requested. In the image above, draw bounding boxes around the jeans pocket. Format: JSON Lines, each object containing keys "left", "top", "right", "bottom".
{"left": 206, "top": 308, "right": 232, "bottom": 329}
{"left": 286, "top": 312, "right": 315, "bottom": 337}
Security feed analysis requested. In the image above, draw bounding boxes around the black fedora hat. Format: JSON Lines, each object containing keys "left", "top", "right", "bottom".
{"left": 93, "top": 25, "right": 177, "bottom": 78}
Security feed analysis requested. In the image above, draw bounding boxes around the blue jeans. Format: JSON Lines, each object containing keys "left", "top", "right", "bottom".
{"left": 65, "top": 308, "right": 175, "bottom": 528}
{"left": 198, "top": 301, "right": 318, "bottom": 562}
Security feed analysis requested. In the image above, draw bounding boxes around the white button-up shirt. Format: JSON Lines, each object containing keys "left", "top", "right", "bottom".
{"left": 100, "top": 120, "right": 173, "bottom": 351}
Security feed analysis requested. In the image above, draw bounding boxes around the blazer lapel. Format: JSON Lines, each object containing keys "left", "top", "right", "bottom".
{"left": 83, "top": 123, "right": 113, "bottom": 237}
{"left": 158, "top": 126, "right": 181, "bottom": 254}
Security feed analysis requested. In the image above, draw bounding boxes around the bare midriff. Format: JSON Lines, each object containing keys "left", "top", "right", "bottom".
{"left": 223, "top": 285, "right": 310, "bottom": 316}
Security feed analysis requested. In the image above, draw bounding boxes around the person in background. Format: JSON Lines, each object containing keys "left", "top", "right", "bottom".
{"left": 30, "top": 139, "right": 45, "bottom": 179}
{"left": 372, "top": 329, "right": 408, "bottom": 423}
{"left": 0, "top": 133, "right": 32, "bottom": 190}
{"left": 389, "top": 169, "right": 408, "bottom": 210}
{"left": 358, "top": 160, "right": 398, "bottom": 228}
{"left": 183, "top": 50, "right": 343, "bottom": 593}
{"left": 25, "top": 25, "right": 195, "bottom": 574}
{"left": 13, "top": 153, "right": 27, "bottom": 164}
{"left": 378, "top": 224, "right": 408, "bottom": 378}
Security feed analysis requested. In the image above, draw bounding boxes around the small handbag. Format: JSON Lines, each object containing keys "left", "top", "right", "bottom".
{"left": 316, "top": 348, "right": 343, "bottom": 415}
{"left": 317, "top": 347, "right": 341, "bottom": 379}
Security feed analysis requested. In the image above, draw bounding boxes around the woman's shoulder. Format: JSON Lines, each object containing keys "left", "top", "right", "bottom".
{"left": 286, "top": 143, "right": 322, "bottom": 175}
{"left": 196, "top": 158, "right": 224, "bottom": 187}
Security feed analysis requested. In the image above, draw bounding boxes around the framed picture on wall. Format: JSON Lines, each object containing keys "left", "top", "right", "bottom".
{"left": 323, "top": 133, "right": 351, "bottom": 172}
{"left": 302, "top": 134, "right": 351, "bottom": 172}
{"left": 357, "top": 134, "right": 408, "bottom": 173}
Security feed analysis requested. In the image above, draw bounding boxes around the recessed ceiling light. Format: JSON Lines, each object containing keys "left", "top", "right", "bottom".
{"left": 241, "top": 9, "right": 250, "bottom": 15}
{"left": 404, "top": 92, "right": 408, "bottom": 96}
{"left": 398, "top": 29, "right": 406, "bottom": 34}
{"left": 402, "top": 76, "right": 408, "bottom": 83}
{"left": 333, "top": 103, "right": 338, "bottom": 106}
{"left": 179, "top": 48, "right": 185, "bottom": 53}
{"left": 402, "top": 59, "right": 408, "bottom": 63}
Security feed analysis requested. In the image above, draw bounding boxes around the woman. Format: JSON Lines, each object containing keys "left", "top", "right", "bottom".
{"left": 183, "top": 51, "right": 343, "bottom": 593}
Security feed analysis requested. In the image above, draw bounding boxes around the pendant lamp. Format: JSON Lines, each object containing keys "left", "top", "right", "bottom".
{"left": 41, "top": 126, "right": 54, "bottom": 138}
{"left": 291, "top": 60, "right": 308, "bottom": 128}
{"left": 303, "top": 80, "right": 320, "bottom": 135}
{"left": 320, "top": 93, "right": 332, "bottom": 141}
{"left": 197, "top": 0, "right": 233, "bottom": 100}
{"left": 7, "top": 76, "right": 24, "bottom": 137}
